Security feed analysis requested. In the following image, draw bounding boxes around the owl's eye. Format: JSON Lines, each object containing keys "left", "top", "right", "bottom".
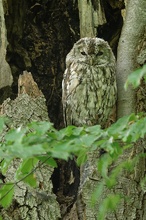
{"left": 97, "top": 51, "right": 103, "bottom": 56}
{"left": 81, "top": 51, "right": 86, "bottom": 56}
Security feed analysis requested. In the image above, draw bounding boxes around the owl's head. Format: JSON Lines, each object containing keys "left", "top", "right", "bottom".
{"left": 66, "top": 37, "right": 115, "bottom": 67}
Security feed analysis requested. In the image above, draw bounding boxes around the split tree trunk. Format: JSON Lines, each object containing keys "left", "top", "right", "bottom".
{"left": 0, "top": 0, "right": 146, "bottom": 219}
{"left": 78, "top": 0, "right": 106, "bottom": 37}
{"left": 0, "top": 71, "right": 61, "bottom": 219}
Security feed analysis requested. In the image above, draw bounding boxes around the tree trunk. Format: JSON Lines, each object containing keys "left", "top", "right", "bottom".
{"left": 75, "top": 0, "right": 146, "bottom": 219}
{"left": 0, "top": 71, "right": 61, "bottom": 219}
{"left": 0, "top": 0, "right": 146, "bottom": 219}
{"left": 78, "top": 0, "right": 106, "bottom": 37}
{"left": 117, "top": 0, "right": 146, "bottom": 118}
{"left": 1, "top": 1, "right": 79, "bottom": 219}
{"left": 0, "top": 0, "right": 13, "bottom": 89}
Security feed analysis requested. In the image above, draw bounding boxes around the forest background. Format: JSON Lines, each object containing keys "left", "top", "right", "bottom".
{"left": 0, "top": 0, "right": 146, "bottom": 219}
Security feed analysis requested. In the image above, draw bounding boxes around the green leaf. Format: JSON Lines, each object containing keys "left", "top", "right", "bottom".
{"left": 107, "top": 114, "right": 137, "bottom": 138}
{"left": 80, "top": 134, "right": 98, "bottom": 147}
{"left": 23, "top": 173, "right": 37, "bottom": 187}
{"left": 76, "top": 149, "right": 87, "bottom": 165}
{"left": 98, "top": 194, "right": 121, "bottom": 220}
{"left": 58, "top": 125, "right": 76, "bottom": 136}
{"left": 125, "top": 117, "right": 146, "bottom": 142}
{"left": 85, "top": 125, "right": 101, "bottom": 135}
{"left": 4, "top": 127, "right": 27, "bottom": 143}
{"left": 0, "top": 159, "right": 12, "bottom": 174}
{"left": 37, "top": 156, "right": 57, "bottom": 168}
{"left": 125, "top": 65, "right": 146, "bottom": 89}
{"left": 109, "top": 142, "right": 123, "bottom": 157}
{"left": 22, "top": 144, "right": 47, "bottom": 158}
{"left": 28, "top": 121, "right": 54, "bottom": 135}
{"left": 90, "top": 138, "right": 107, "bottom": 151}
{"left": 91, "top": 182, "right": 104, "bottom": 206}
{"left": 15, "top": 158, "right": 39, "bottom": 185}
{"left": 0, "top": 183, "right": 14, "bottom": 208}
{"left": 50, "top": 138, "right": 81, "bottom": 160}
{"left": 20, "top": 158, "right": 38, "bottom": 173}
{"left": 97, "top": 154, "right": 112, "bottom": 178}
{"left": 0, "top": 150, "right": 8, "bottom": 160}
{"left": 103, "top": 194, "right": 121, "bottom": 210}
{"left": 106, "top": 165, "right": 123, "bottom": 188}
{"left": 72, "top": 126, "right": 85, "bottom": 136}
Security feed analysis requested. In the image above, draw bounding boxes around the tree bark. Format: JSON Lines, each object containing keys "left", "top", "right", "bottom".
{"left": 116, "top": 0, "right": 146, "bottom": 118}
{"left": 0, "top": 0, "right": 13, "bottom": 89}
{"left": 0, "top": 0, "right": 146, "bottom": 219}
{"left": 78, "top": 0, "right": 106, "bottom": 37}
{"left": 0, "top": 72, "right": 61, "bottom": 219}
{"left": 77, "top": 144, "right": 146, "bottom": 220}
{"left": 75, "top": 0, "right": 146, "bottom": 219}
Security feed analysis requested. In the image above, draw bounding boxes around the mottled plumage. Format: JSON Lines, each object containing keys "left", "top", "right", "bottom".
{"left": 62, "top": 37, "right": 117, "bottom": 128}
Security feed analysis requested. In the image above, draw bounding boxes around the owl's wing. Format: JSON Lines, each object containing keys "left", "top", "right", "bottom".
{"left": 62, "top": 65, "right": 81, "bottom": 126}
{"left": 62, "top": 66, "right": 81, "bottom": 100}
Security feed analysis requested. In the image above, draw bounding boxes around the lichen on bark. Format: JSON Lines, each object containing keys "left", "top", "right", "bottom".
{"left": 0, "top": 72, "right": 61, "bottom": 219}
{"left": 0, "top": 0, "right": 13, "bottom": 89}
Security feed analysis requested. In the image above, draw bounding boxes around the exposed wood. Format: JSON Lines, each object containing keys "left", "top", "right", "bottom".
{"left": 0, "top": 0, "right": 13, "bottom": 89}
{"left": 78, "top": 0, "right": 106, "bottom": 37}
{"left": 0, "top": 72, "right": 61, "bottom": 219}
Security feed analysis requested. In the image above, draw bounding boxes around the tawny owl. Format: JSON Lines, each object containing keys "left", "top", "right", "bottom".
{"left": 62, "top": 37, "right": 117, "bottom": 128}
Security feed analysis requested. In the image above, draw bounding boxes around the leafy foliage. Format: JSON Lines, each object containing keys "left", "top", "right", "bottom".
{"left": 0, "top": 66, "right": 146, "bottom": 219}
{"left": 98, "top": 194, "right": 121, "bottom": 220}
{"left": 0, "top": 113, "right": 145, "bottom": 211}
{"left": 125, "top": 64, "right": 146, "bottom": 89}
{"left": 0, "top": 183, "right": 14, "bottom": 208}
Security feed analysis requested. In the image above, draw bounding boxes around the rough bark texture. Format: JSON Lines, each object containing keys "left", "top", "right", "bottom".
{"left": 1, "top": 0, "right": 145, "bottom": 219}
{"left": 78, "top": 0, "right": 106, "bottom": 37}
{"left": 116, "top": 0, "right": 146, "bottom": 118}
{"left": 0, "top": 72, "right": 61, "bottom": 219}
{"left": 136, "top": 32, "right": 146, "bottom": 113}
{"left": 2, "top": 0, "right": 80, "bottom": 128}
{"left": 0, "top": 1, "right": 123, "bottom": 218}
{"left": 0, "top": 159, "right": 60, "bottom": 220}
{"left": 1, "top": 0, "right": 123, "bottom": 124}
{"left": 74, "top": 1, "right": 146, "bottom": 220}
{"left": 116, "top": 11, "right": 146, "bottom": 220}
{"left": 0, "top": 0, "right": 13, "bottom": 89}
{"left": 76, "top": 144, "right": 146, "bottom": 220}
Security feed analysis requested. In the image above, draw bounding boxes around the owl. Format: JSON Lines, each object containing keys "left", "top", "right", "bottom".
{"left": 62, "top": 37, "right": 117, "bottom": 128}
